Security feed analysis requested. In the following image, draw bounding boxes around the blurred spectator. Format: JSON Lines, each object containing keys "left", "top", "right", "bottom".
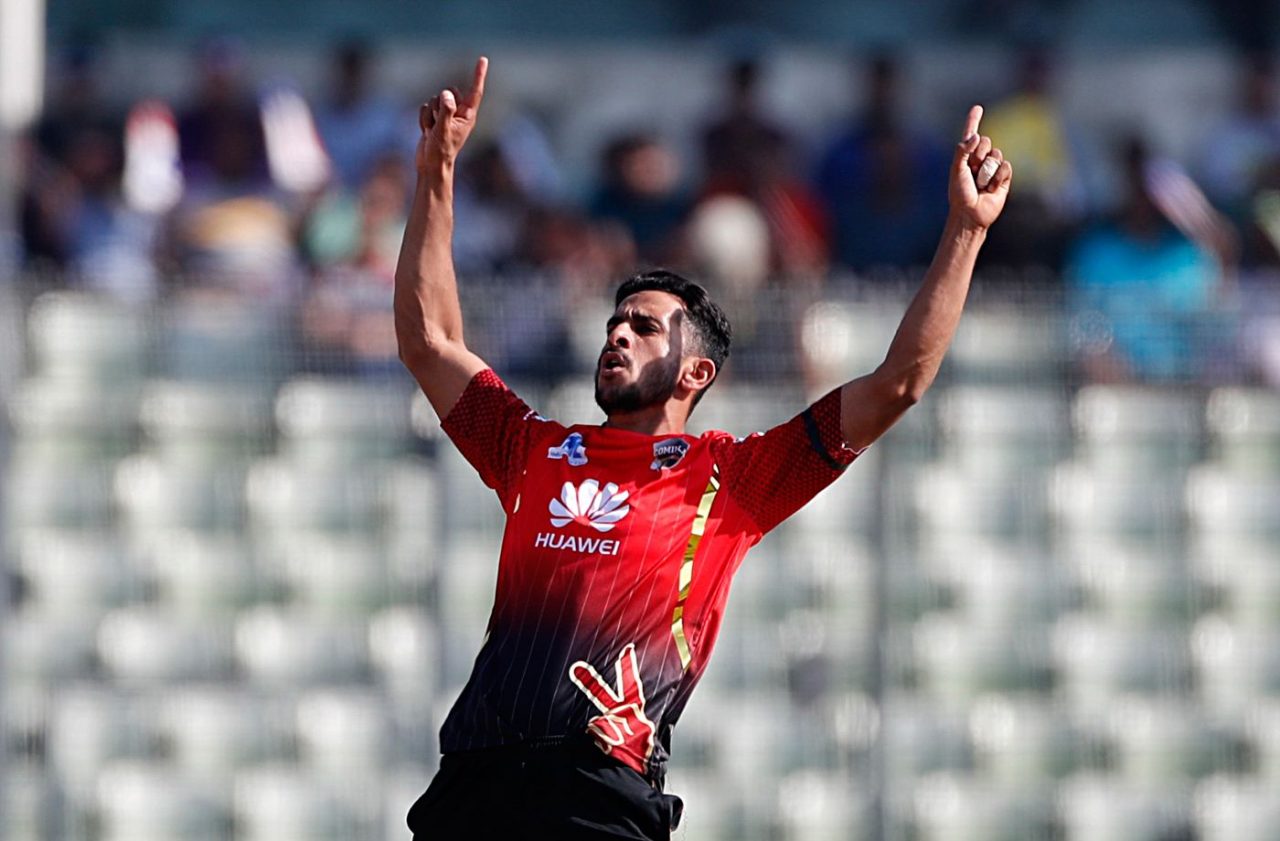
{"left": 1196, "top": 53, "right": 1280, "bottom": 219}
{"left": 698, "top": 57, "right": 830, "bottom": 279}
{"left": 451, "top": 141, "right": 532, "bottom": 274}
{"left": 32, "top": 44, "right": 122, "bottom": 172}
{"left": 980, "top": 47, "right": 1087, "bottom": 270}
{"left": 701, "top": 57, "right": 789, "bottom": 194}
{"left": 176, "top": 39, "right": 267, "bottom": 189}
{"left": 813, "top": 52, "right": 949, "bottom": 272}
{"left": 588, "top": 133, "right": 689, "bottom": 265}
{"left": 20, "top": 125, "right": 159, "bottom": 301}
{"left": 1067, "top": 136, "right": 1233, "bottom": 382}
{"left": 300, "top": 155, "right": 410, "bottom": 376}
{"left": 313, "top": 40, "right": 404, "bottom": 188}
{"left": 303, "top": 152, "right": 409, "bottom": 275}
{"left": 160, "top": 41, "right": 302, "bottom": 299}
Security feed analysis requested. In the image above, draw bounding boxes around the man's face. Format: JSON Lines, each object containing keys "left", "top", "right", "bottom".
{"left": 595, "top": 290, "right": 689, "bottom": 415}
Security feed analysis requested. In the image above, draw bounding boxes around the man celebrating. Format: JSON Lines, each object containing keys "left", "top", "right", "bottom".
{"left": 396, "top": 57, "right": 1011, "bottom": 840}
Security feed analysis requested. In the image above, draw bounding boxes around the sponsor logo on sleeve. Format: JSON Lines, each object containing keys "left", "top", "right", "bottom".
{"left": 547, "top": 432, "right": 588, "bottom": 466}
{"left": 651, "top": 437, "right": 690, "bottom": 470}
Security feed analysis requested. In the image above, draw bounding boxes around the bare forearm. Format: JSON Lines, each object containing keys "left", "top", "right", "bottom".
{"left": 394, "top": 164, "right": 464, "bottom": 358}
{"left": 878, "top": 213, "right": 986, "bottom": 401}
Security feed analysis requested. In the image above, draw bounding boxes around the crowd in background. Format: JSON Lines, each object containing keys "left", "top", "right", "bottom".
{"left": 14, "top": 40, "right": 1280, "bottom": 386}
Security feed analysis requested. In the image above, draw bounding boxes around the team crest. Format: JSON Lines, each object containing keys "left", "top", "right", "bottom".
{"left": 548, "top": 432, "right": 588, "bottom": 466}
{"left": 650, "top": 437, "right": 690, "bottom": 470}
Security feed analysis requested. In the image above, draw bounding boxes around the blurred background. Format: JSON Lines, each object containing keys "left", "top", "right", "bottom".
{"left": 4, "top": 0, "right": 1280, "bottom": 839}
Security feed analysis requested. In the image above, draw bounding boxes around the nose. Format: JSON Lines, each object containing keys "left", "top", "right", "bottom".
{"left": 607, "top": 323, "right": 632, "bottom": 350}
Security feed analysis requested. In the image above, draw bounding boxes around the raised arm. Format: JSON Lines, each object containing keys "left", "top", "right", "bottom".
{"left": 395, "top": 56, "right": 491, "bottom": 419}
{"left": 839, "top": 105, "right": 1013, "bottom": 450}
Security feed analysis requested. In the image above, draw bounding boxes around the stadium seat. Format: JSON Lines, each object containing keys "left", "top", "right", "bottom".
{"left": 799, "top": 299, "right": 905, "bottom": 396}
{"left": 275, "top": 377, "right": 414, "bottom": 466}
{"left": 382, "top": 765, "right": 437, "bottom": 841}
{"left": 1196, "top": 547, "right": 1280, "bottom": 628}
{"left": 969, "top": 695, "right": 1080, "bottom": 784}
{"left": 663, "top": 767, "right": 737, "bottom": 841}
{"left": 159, "top": 687, "right": 293, "bottom": 776}
{"left": 234, "top": 606, "right": 370, "bottom": 685}
{"left": 385, "top": 458, "right": 440, "bottom": 543}
{"left": 97, "top": 760, "right": 229, "bottom": 841}
{"left": 8, "top": 376, "right": 139, "bottom": 463}
{"left": 777, "top": 770, "right": 869, "bottom": 841}
{"left": 13, "top": 529, "right": 135, "bottom": 615}
{"left": 139, "top": 380, "right": 274, "bottom": 466}
{"left": 1195, "top": 775, "right": 1280, "bottom": 841}
{"left": 1064, "top": 539, "right": 1197, "bottom": 626}
{"left": 295, "top": 688, "right": 390, "bottom": 774}
{"left": 1053, "top": 615, "right": 1193, "bottom": 714}
{"left": 246, "top": 458, "right": 386, "bottom": 536}
{"left": 234, "top": 764, "right": 379, "bottom": 841}
{"left": 1050, "top": 462, "right": 1186, "bottom": 547}
{"left": 1, "top": 763, "right": 52, "bottom": 841}
{"left": 97, "top": 608, "right": 235, "bottom": 683}
{"left": 879, "top": 697, "right": 973, "bottom": 785}
{"left": 4, "top": 612, "right": 99, "bottom": 683}
{"left": 48, "top": 687, "right": 154, "bottom": 801}
{"left": 26, "top": 292, "right": 149, "bottom": 384}
{"left": 277, "top": 533, "right": 388, "bottom": 616}
{"left": 1192, "top": 616, "right": 1280, "bottom": 715}
{"left": 5, "top": 457, "right": 115, "bottom": 533}
{"left": 920, "top": 539, "right": 1067, "bottom": 628}
{"left": 1185, "top": 465, "right": 1280, "bottom": 549}
{"left": 935, "top": 385, "right": 1070, "bottom": 475}
{"left": 685, "top": 384, "right": 808, "bottom": 440}
{"left": 368, "top": 606, "right": 438, "bottom": 698}
{"left": 437, "top": 537, "right": 501, "bottom": 685}
{"left": 1072, "top": 386, "right": 1205, "bottom": 476}
{"left": 1205, "top": 387, "right": 1280, "bottom": 475}
{"left": 544, "top": 380, "right": 605, "bottom": 427}
{"left": 142, "top": 531, "right": 260, "bottom": 617}
{"left": 1058, "top": 774, "right": 1195, "bottom": 841}
{"left": 1106, "top": 697, "right": 1225, "bottom": 783}
{"left": 914, "top": 463, "right": 1048, "bottom": 541}
{"left": 115, "top": 455, "right": 246, "bottom": 537}
{"left": 159, "top": 296, "right": 289, "bottom": 384}
{"left": 913, "top": 614, "right": 1052, "bottom": 704}
{"left": 913, "top": 772, "right": 1055, "bottom": 841}
{"left": 946, "top": 305, "right": 1067, "bottom": 385}
{"left": 1244, "top": 700, "right": 1280, "bottom": 780}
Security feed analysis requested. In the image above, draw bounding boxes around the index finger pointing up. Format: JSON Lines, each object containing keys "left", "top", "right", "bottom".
{"left": 465, "top": 56, "right": 489, "bottom": 110}
{"left": 963, "top": 104, "right": 983, "bottom": 140}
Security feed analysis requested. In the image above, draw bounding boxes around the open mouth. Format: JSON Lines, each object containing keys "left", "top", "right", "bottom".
{"left": 600, "top": 351, "right": 627, "bottom": 373}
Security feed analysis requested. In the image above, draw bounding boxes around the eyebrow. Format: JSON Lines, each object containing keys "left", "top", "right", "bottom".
{"left": 606, "top": 311, "right": 664, "bottom": 331}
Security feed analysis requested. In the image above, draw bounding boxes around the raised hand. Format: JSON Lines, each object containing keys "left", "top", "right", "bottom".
{"left": 949, "top": 105, "right": 1013, "bottom": 231}
{"left": 417, "top": 56, "right": 488, "bottom": 173}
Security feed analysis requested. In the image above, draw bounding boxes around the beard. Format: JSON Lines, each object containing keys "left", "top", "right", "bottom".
{"left": 594, "top": 353, "right": 681, "bottom": 415}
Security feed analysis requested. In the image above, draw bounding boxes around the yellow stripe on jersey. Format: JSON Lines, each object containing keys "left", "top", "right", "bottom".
{"left": 672, "top": 466, "right": 720, "bottom": 670}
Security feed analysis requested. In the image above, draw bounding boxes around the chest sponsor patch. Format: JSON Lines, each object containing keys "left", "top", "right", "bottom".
{"left": 548, "top": 432, "right": 588, "bottom": 466}
{"left": 651, "top": 437, "right": 690, "bottom": 470}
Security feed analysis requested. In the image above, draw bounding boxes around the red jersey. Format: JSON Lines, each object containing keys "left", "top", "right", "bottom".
{"left": 438, "top": 369, "right": 859, "bottom": 778}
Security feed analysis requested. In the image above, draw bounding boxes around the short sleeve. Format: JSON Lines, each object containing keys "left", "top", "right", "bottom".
{"left": 440, "top": 369, "right": 559, "bottom": 512}
{"left": 713, "top": 388, "right": 862, "bottom": 536}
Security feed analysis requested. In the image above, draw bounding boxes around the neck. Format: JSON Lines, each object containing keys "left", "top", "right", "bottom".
{"left": 602, "top": 402, "right": 688, "bottom": 436}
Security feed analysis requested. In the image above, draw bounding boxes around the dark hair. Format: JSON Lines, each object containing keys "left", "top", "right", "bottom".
{"left": 614, "top": 270, "right": 732, "bottom": 405}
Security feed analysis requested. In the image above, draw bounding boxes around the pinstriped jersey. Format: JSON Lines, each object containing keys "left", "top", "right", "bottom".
{"left": 438, "top": 369, "right": 859, "bottom": 778}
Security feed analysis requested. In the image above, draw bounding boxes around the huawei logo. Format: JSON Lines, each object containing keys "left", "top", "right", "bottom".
{"left": 549, "top": 479, "right": 630, "bottom": 533}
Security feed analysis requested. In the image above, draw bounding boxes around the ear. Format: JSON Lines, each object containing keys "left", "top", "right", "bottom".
{"left": 681, "top": 357, "right": 717, "bottom": 397}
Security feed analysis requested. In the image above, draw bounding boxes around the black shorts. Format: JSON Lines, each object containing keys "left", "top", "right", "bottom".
{"left": 407, "top": 738, "right": 683, "bottom": 841}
